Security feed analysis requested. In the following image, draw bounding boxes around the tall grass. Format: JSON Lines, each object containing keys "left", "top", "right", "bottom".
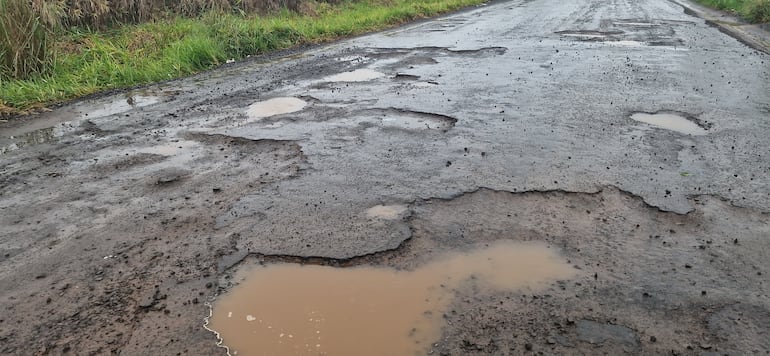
{"left": 742, "top": 0, "right": 770, "bottom": 22}
{"left": 0, "top": 0, "right": 53, "bottom": 79}
{"left": 0, "top": 0, "right": 485, "bottom": 113}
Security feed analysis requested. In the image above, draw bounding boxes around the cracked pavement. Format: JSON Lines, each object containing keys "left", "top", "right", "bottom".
{"left": 1, "top": 0, "right": 769, "bottom": 354}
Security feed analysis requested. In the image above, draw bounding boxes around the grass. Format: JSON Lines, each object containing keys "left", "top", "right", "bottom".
{"left": 0, "top": 0, "right": 53, "bottom": 80}
{"left": 0, "top": 0, "right": 486, "bottom": 114}
{"left": 693, "top": 0, "right": 770, "bottom": 23}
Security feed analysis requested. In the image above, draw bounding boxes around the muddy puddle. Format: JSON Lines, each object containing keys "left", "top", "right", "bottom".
{"left": 86, "top": 94, "right": 160, "bottom": 119}
{"left": 0, "top": 122, "right": 76, "bottom": 155}
{"left": 365, "top": 204, "right": 408, "bottom": 220}
{"left": 206, "top": 241, "right": 575, "bottom": 356}
{"left": 246, "top": 98, "right": 308, "bottom": 121}
{"left": 631, "top": 112, "right": 708, "bottom": 135}
{"left": 323, "top": 69, "right": 385, "bottom": 82}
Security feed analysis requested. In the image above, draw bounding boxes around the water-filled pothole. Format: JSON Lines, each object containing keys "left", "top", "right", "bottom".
{"left": 206, "top": 241, "right": 575, "bottom": 356}
{"left": 246, "top": 97, "right": 307, "bottom": 121}
{"left": 366, "top": 204, "right": 408, "bottom": 220}
{"left": 323, "top": 69, "right": 385, "bottom": 82}
{"left": 86, "top": 95, "right": 160, "bottom": 119}
{"left": 630, "top": 111, "right": 708, "bottom": 135}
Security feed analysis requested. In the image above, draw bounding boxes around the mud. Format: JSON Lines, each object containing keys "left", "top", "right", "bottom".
{"left": 245, "top": 97, "right": 308, "bottom": 120}
{"left": 366, "top": 204, "right": 409, "bottom": 219}
{"left": 323, "top": 69, "right": 386, "bottom": 82}
{"left": 1, "top": 0, "right": 769, "bottom": 354}
{"left": 207, "top": 241, "right": 574, "bottom": 356}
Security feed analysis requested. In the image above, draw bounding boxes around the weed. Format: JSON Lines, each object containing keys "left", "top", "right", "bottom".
{"left": 0, "top": 0, "right": 53, "bottom": 79}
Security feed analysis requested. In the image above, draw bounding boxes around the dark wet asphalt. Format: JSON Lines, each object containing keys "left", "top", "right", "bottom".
{"left": 192, "top": 0, "right": 769, "bottom": 257}
{"left": 3, "top": 0, "right": 769, "bottom": 259}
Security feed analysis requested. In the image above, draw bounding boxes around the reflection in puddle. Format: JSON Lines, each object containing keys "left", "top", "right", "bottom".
{"left": 366, "top": 204, "right": 408, "bottom": 219}
{"left": 631, "top": 112, "right": 708, "bottom": 135}
{"left": 246, "top": 97, "right": 307, "bottom": 121}
{"left": 1, "top": 124, "right": 71, "bottom": 155}
{"left": 86, "top": 95, "right": 159, "bottom": 119}
{"left": 207, "top": 241, "right": 575, "bottom": 356}
{"left": 324, "top": 69, "right": 385, "bottom": 82}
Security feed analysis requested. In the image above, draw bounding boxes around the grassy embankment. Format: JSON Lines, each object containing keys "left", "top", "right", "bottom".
{"left": 693, "top": 0, "right": 770, "bottom": 23}
{"left": 0, "top": 0, "right": 486, "bottom": 115}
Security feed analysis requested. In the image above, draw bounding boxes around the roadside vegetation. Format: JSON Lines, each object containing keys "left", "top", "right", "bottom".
{"left": 0, "top": 0, "right": 485, "bottom": 115}
{"left": 694, "top": 0, "right": 770, "bottom": 23}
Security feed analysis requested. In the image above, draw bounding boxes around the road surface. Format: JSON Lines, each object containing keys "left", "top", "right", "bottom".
{"left": 1, "top": 0, "right": 769, "bottom": 354}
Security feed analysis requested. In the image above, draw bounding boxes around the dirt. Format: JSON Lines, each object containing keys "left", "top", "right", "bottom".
{"left": 206, "top": 241, "right": 574, "bottom": 356}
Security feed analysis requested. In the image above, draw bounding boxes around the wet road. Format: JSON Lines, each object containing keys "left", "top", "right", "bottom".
{"left": 1, "top": 0, "right": 769, "bottom": 354}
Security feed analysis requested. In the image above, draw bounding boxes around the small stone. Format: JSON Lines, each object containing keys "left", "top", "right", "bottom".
{"left": 524, "top": 343, "right": 533, "bottom": 351}
{"left": 650, "top": 336, "right": 657, "bottom": 342}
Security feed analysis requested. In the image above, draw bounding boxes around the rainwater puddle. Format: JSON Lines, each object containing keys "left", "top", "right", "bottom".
{"left": 323, "top": 69, "right": 385, "bottom": 82}
{"left": 86, "top": 95, "right": 159, "bottom": 119}
{"left": 246, "top": 98, "right": 307, "bottom": 121}
{"left": 0, "top": 123, "right": 74, "bottom": 155}
{"left": 631, "top": 112, "right": 708, "bottom": 135}
{"left": 206, "top": 241, "right": 575, "bottom": 356}
{"left": 366, "top": 204, "right": 408, "bottom": 220}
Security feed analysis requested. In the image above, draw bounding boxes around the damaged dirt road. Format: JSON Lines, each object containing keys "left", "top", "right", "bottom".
{"left": 1, "top": 0, "right": 769, "bottom": 354}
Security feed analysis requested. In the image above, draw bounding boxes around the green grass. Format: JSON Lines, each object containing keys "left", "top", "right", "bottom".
{"left": 693, "top": 0, "right": 770, "bottom": 23}
{"left": 0, "top": 0, "right": 486, "bottom": 114}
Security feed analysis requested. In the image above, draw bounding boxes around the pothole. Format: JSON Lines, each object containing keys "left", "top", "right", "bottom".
{"left": 0, "top": 121, "right": 81, "bottom": 155}
{"left": 323, "top": 69, "right": 385, "bottom": 82}
{"left": 246, "top": 97, "right": 308, "bottom": 121}
{"left": 135, "top": 140, "right": 199, "bottom": 156}
{"left": 85, "top": 94, "right": 160, "bottom": 119}
{"left": 366, "top": 204, "right": 409, "bottom": 220}
{"left": 630, "top": 111, "right": 709, "bottom": 135}
{"left": 612, "top": 21, "right": 657, "bottom": 27}
{"left": 605, "top": 40, "right": 647, "bottom": 47}
{"left": 364, "top": 108, "right": 457, "bottom": 131}
{"left": 205, "top": 241, "right": 575, "bottom": 356}
{"left": 555, "top": 30, "right": 624, "bottom": 40}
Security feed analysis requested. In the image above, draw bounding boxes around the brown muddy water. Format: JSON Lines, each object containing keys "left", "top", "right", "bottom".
{"left": 246, "top": 97, "right": 308, "bottom": 121}
{"left": 630, "top": 112, "right": 708, "bottom": 135}
{"left": 206, "top": 241, "right": 575, "bottom": 356}
{"left": 365, "top": 204, "right": 409, "bottom": 220}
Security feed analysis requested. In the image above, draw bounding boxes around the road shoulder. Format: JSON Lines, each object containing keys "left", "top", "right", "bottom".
{"left": 673, "top": 0, "right": 770, "bottom": 54}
